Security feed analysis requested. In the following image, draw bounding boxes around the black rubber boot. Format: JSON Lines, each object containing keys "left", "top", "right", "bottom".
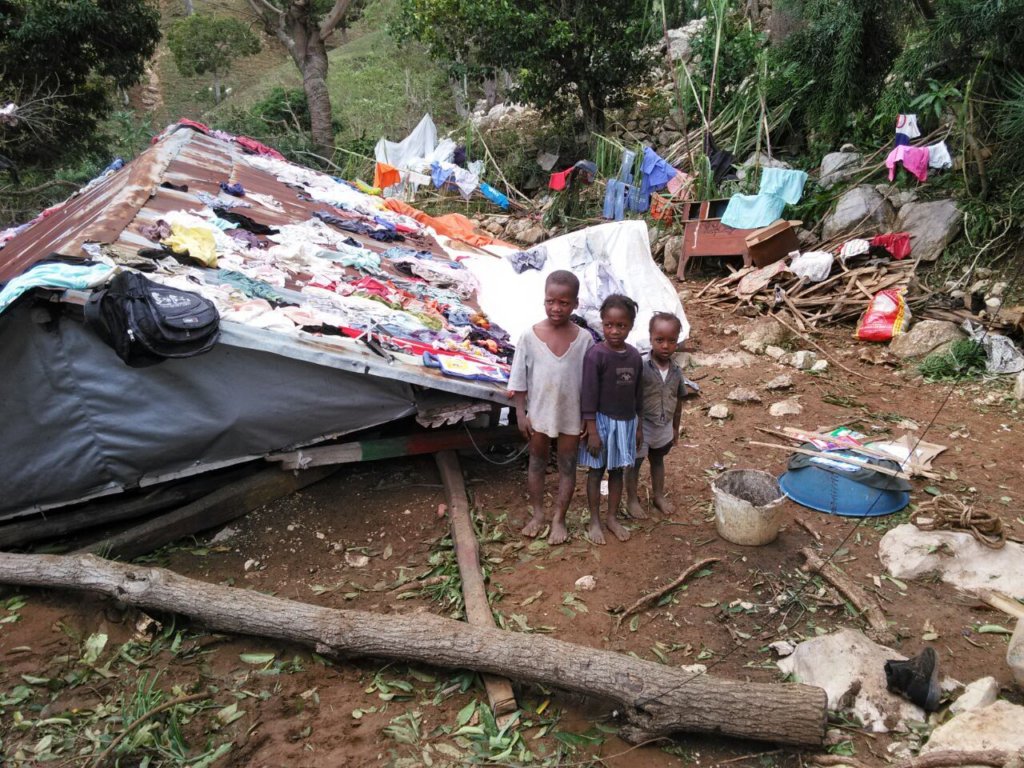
{"left": 884, "top": 646, "right": 941, "bottom": 711}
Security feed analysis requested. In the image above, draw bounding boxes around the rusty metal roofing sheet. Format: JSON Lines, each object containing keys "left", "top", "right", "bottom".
{"left": 1, "top": 124, "right": 508, "bottom": 403}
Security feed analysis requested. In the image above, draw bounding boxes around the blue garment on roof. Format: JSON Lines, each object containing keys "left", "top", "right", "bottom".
{"left": 219, "top": 181, "right": 245, "bottom": 197}
{"left": 759, "top": 168, "right": 808, "bottom": 205}
{"left": 479, "top": 181, "right": 510, "bottom": 209}
{"left": 720, "top": 193, "right": 786, "bottom": 229}
{"left": 0, "top": 262, "right": 114, "bottom": 314}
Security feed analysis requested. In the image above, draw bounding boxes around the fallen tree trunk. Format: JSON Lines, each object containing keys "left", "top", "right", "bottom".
{"left": 0, "top": 552, "right": 827, "bottom": 746}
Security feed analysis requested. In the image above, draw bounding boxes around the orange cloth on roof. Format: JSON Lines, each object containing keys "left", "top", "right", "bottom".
{"left": 373, "top": 162, "right": 402, "bottom": 190}
{"left": 383, "top": 198, "right": 516, "bottom": 250}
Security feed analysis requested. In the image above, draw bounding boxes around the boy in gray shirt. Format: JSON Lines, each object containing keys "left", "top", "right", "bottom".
{"left": 626, "top": 313, "right": 687, "bottom": 517}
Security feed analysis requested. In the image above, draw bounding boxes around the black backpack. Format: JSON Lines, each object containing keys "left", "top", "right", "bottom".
{"left": 85, "top": 271, "right": 220, "bottom": 367}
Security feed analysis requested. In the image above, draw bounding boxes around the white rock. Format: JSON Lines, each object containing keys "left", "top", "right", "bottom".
{"left": 709, "top": 404, "right": 730, "bottom": 420}
{"left": 810, "top": 359, "right": 829, "bottom": 373}
{"left": 789, "top": 351, "right": 818, "bottom": 370}
{"left": 768, "top": 640, "right": 795, "bottom": 657}
{"left": 738, "top": 318, "right": 789, "bottom": 354}
{"left": 210, "top": 525, "right": 238, "bottom": 544}
{"left": 574, "top": 575, "right": 596, "bottom": 591}
{"left": 727, "top": 387, "right": 762, "bottom": 403}
{"left": 679, "top": 664, "right": 707, "bottom": 675}
{"left": 769, "top": 399, "right": 804, "bottom": 417}
{"left": 1009, "top": 619, "right": 1024, "bottom": 687}
{"left": 243, "top": 558, "right": 259, "bottom": 571}
{"left": 923, "top": 700, "right": 1024, "bottom": 753}
{"left": 878, "top": 524, "right": 1024, "bottom": 598}
{"left": 345, "top": 552, "right": 370, "bottom": 568}
{"left": 764, "top": 345, "right": 787, "bottom": 360}
{"left": 764, "top": 374, "right": 794, "bottom": 390}
{"left": 689, "top": 350, "right": 758, "bottom": 368}
{"left": 950, "top": 677, "right": 999, "bottom": 715}
{"left": 777, "top": 629, "right": 928, "bottom": 733}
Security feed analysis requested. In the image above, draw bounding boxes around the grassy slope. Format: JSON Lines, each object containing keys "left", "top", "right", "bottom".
{"left": 156, "top": 0, "right": 458, "bottom": 146}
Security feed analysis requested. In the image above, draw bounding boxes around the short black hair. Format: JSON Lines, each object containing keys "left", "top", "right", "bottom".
{"left": 600, "top": 293, "right": 638, "bottom": 322}
{"left": 649, "top": 312, "right": 682, "bottom": 335}
{"left": 545, "top": 269, "right": 580, "bottom": 298}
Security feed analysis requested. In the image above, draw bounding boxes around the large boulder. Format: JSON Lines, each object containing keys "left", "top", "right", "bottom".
{"left": 895, "top": 199, "right": 962, "bottom": 262}
{"left": 777, "top": 629, "right": 930, "bottom": 733}
{"left": 879, "top": 523, "right": 1024, "bottom": 598}
{"left": 922, "top": 700, "right": 1024, "bottom": 754}
{"left": 819, "top": 151, "right": 862, "bottom": 190}
{"left": 662, "top": 234, "right": 684, "bottom": 276}
{"left": 822, "top": 186, "right": 895, "bottom": 241}
{"left": 888, "top": 319, "right": 966, "bottom": 358}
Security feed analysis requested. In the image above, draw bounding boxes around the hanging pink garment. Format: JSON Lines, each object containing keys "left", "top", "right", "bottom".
{"left": 886, "top": 145, "right": 929, "bottom": 183}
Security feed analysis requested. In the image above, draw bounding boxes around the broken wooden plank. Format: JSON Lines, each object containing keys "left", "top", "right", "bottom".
{"left": 0, "top": 552, "right": 828, "bottom": 746}
{"left": 75, "top": 466, "right": 338, "bottom": 560}
{"left": 268, "top": 427, "right": 522, "bottom": 470}
{"left": 748, "top": 441, "right": 914, "bottom": 481}
{"left": 434, "top": 450, "right": 518, "bottom": 717}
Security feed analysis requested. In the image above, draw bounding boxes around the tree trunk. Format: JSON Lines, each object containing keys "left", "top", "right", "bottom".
{"left": 183, "top": 0, "right": 194, "bottom": 15}
{"left": 278, "top": 2, "right": 336, "bottom": 158}
{"left": 300, "top": 43, "right": 335, "bottom": 157}
{"left": 450, "top": 77, "right": 469, "bottom": 119}
{"left": 213, "top": 69, "right": 222, "bottom": 105}
{"left": 0, "top": 553, "right": 828, "bottom": 747}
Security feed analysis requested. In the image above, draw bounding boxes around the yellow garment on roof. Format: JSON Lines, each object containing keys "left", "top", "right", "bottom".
{"left": 162, "top": 224, "right": 217, "bottom": 268}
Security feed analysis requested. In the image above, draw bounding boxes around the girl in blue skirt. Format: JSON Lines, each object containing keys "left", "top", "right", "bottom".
{"left": 579, "top": 294, "right": 643, "bottom": 544}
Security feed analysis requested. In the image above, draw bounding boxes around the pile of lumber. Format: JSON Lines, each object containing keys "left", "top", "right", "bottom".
{"left": 694, "top": 258, "right": 920, "bottom": 330}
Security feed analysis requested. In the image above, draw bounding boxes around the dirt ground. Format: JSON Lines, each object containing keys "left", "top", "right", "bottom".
{"left": 2, "top": 297, "right": 1023, "bottom": 767}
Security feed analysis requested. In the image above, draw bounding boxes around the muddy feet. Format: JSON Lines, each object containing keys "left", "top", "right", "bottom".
{"left": 605, "top": 516, "right": 631, "bottom": 542}
{"left": 652, "top": 494, "right": 675, "bottom": 515}
{"left": 521, "top": 512, "right": 546, "bottom": 538}
{"left": 626, "top": 498, "right": 648, "bottom": 519}
{"left": 587, "top": 518, "right": 607, "bottom": 545}
{"left": 548, "top": 517, "right": 569, "bottom": 545}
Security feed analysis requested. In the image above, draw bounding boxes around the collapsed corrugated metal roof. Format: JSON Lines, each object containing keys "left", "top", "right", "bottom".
{"left": 0, "top": 123, "right": 514, "bottom": 403}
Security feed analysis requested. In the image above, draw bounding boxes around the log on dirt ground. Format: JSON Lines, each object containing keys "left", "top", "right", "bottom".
{"left": 74, "top": 466, "right": 338, "bottom": 560}
{"left": 800, "top": 547, "right": 894, "bottom": 643}
{"left": 0, "top": 552, "right": 828, "bottom": 747}
{"left": 434, "top": 450, "right": 517, "bottom": 717}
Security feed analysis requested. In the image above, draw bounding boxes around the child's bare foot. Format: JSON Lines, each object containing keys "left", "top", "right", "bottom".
{"left": 521, "top": 512, "right": 546, "bottom": 538}
{"left": 548, "top": 518, "right": 569, "bottom": 545}
{"left": 605, "top": 516, "right": 631, "bottom": 542}
{"left": 626, "top": 498, "right": 648, "bottom": 519}
{"left": 587, "top": 518, "right": 607, "bottom": 545}
{"left": 652, "top": 494, "right": 675, "bottom": 515}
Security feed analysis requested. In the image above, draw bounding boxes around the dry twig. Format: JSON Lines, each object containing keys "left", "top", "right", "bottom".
{"left": 616, "top": 557, "right": 720, "bottom": 628}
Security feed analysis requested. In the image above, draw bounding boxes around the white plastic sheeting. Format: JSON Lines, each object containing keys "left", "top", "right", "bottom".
{"left": 374, "top": 114, "right": 456, "bottom": 197}
{"left": 462, "top": 220, "right": 688, "bottom": 352}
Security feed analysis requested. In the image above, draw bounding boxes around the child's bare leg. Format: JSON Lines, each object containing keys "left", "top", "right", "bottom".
{"left": 650, "top": 452, "right": 675, "bottom": 515}
{"left": 625, "top": 458, "right": 647, "bottom": 519}
{"left": 549, "top": 433, "right": 578, "bottom": 545}
{"left": 522, "top": 432, "right": 550, "bottom": 537}
{"left": 604, "top": 469, "right": 631, "bottom": 541}
{"left": 586, "top": 468, "right": 606, "bottom": 545}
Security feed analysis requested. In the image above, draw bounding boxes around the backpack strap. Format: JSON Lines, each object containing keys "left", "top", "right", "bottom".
{"left": 83, "top": 288, "right": 113, "bottom": 347}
